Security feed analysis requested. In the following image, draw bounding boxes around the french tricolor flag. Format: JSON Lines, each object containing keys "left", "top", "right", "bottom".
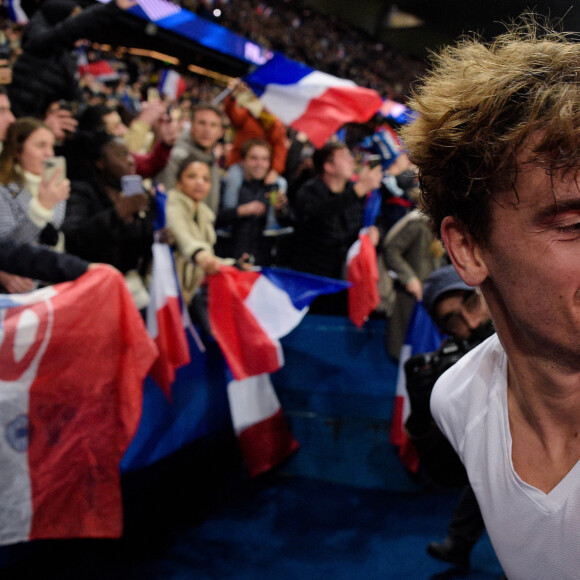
{"left": 208, "top": 266, "right": 350, "bottom": 381}
{"left": 208, "top": 266, "right": 349, "bottom": 477}
{"left": 158, "top": 69, "right": 187, "bottom": 102}
{"left": 346, "top": 230, "right": 380, "bottom": 328}
{"left": 390, "top": 302, "right": 443, "bottom": 473}
{"left": 244, "top": 52, "right": 383, "bottom": 148}
{"left": 146, "top": 242, "right": 191, "bottom": 399}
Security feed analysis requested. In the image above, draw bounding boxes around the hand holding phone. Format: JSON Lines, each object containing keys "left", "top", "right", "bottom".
{"left": 44, "top": 156, "right": 67, "bottom": 183}
{"left": 120, "top": 174, "right": 143, "bottom": 197}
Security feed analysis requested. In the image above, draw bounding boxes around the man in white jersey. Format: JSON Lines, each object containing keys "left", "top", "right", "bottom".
{"left": 400, "top": 14, "right": 580, "bottom": 580}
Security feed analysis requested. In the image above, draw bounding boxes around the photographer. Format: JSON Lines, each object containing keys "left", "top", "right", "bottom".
{"left": 404, "top": 265, "right": 494, "bottom": 570}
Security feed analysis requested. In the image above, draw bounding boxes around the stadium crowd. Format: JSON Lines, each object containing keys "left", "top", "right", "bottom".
{"left": 0, "top": 0, "right": 433, "bottom": 341}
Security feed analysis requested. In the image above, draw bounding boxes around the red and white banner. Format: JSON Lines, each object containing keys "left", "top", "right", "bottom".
{"left": 0, "top": 267, "right": 157, "bottom": 545}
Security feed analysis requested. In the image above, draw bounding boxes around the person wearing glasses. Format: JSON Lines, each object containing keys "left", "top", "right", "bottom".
{"left": 404, "top": 264, "right": 494, "bottom": 571}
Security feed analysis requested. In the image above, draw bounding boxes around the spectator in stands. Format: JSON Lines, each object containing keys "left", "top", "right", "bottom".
{"left": 291, "top": 141, "right": 382, "bottom": 314}
{"left": 158, "top": 103, "right": 224, "bottom": 214}
{"left": 381, "top": 207, "right": 446, "bottom": 360}
{"left": 8, "top": 0, "right": 137, "bottom": 119}
{"left": 215, "top": 138, "right": 291, "bottom": 266}
{"left": 221, "top": 78, "right": 288, "bottom": 206}
{"left": 166, "top": 156, "right": 238, "bottom": 332}
{"left": 0, "top": 117, "right": 70, "bottom": 293}
{"left": 0, "top": 86, "right": 15, "bottom": 147}
{"left": 62, "top": 132, "right": 154, "bottom": 309}
{"left": 66, "top": 103, "right": 179, "bottom": 180}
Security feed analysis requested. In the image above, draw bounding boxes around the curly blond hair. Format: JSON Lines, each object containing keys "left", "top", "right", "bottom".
{"left": 400, "top": 15, "right": 580, "bottom": 246}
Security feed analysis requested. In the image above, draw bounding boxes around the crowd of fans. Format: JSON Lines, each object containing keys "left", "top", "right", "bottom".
{"left": 0, "top": 0, "right": 436, "bottom": 351}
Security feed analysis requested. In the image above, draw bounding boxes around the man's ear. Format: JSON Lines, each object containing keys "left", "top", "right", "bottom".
{"left": 441, "top": 216, "right": 488, "bottom": 286}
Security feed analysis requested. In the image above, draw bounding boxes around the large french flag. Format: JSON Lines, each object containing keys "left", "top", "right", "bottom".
{"left": 146, "top": 242, "right": 191, "bottom": 399}
{"left": 346, "top": 230, "right": 380, "bottom": 328}
{"left": 389, "top": 301, "right": 443, "bottom": 473}
{"left": 208, "top": 266, "right": 350, "bottom": 380}
{"left": 208, "top": 266, "right": 348, "bottom": 477}
{"left": 244, "top": 52, "right": 383, "bottom": 148}
{"left": 0, "top": 267, "right": 157, "bottom": 545}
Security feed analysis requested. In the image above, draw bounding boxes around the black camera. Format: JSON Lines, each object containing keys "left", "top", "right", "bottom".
{"left": 403, "top": 321, "right": 495, "bottom": 488}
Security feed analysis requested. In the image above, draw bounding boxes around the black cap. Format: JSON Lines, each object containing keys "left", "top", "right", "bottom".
{"left": 422, "top": 265, "right": 473, "bottom": 314}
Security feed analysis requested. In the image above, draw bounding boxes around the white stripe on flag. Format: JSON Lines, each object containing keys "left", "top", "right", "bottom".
{"left": 0, "top": 298, "right": 54, "bottom": 544}
{"left": 226, "top": 374, "right": 281, "bottom": 435}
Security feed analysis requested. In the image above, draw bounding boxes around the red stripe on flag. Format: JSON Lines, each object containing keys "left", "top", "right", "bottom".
{"left": 347, "top": 233, "right": 379, "bottom": 328}
{"left": 236, "top": 408, "right": 300, "bottom": 478}
{"left": 291, "top": 86, "right": 382, "bottom": 148}
{"left": 208, "top": 268, "right": 281, "bottom": 380}
{"left": 148, "top": 295, "right": 190, "bottom": 399}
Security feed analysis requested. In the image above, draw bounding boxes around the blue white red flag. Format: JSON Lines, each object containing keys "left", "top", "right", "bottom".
{"left": 244, "top": 52, "right": 383, "bottom": 148}
{"left": 146, "top": 243, "right": 191, "bottom": 399}
{"left": 0, "top": 267, "right": 157, "bottom": 545}
{"left": 346, "top": 230, "right": 379, "bottom": 328}
{"left": 226, "top": 372, "right": 300, "bottom": 478}
{"left": 390, "top": 301, "right": 444, "bottom": 472}
{"left": 208, "top": 266, "right": 348, "bottom": 476}
{"left": 158, "top": 69, "right": 187, "bottom": 101}
{"left": 208, "top": 266, "right": 350, "bottom": 380}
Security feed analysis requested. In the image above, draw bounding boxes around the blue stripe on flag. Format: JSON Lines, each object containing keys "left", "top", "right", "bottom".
{"left": 244, "top": 52, "right": 312, "bottom": 96}
{"left": 261, "top": 267, "right": 350, "bottom": 310}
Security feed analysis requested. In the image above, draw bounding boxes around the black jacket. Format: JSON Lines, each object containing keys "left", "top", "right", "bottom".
{"left": 291, "top": 177, "right": 366, "bottom": 279}
{"left": 8, "top": 0, "right": 126, "bottom": 118}
{"left": 0, "top": 239, "right": 88, "bottom": 283}
{"left": 63, "top": 179, "right": 154, "bottom": 274}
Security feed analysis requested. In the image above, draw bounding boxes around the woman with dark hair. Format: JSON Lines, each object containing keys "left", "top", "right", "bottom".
{"left": 0, "top": 117, "right": 70, "bottom": 292}
{"left": 62, "top": 132, "right": 155, "bottom": 309}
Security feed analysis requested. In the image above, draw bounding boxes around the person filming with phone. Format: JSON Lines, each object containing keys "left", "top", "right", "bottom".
{"left": 0, "top": 117, "right": 70, "bottom": 293}
{"left": 62, "top": 132, "right": 155, "bottom": 309}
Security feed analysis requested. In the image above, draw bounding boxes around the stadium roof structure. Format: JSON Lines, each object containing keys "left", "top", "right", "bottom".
{"left": 91, "top": 0, "right": 268, "bottom": 79}
{"left": 390, "top": 0, "right": 580, "bottom": 40}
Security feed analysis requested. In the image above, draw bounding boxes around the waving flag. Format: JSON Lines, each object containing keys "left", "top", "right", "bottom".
{"left": 146, "top": 243, "right": 191, "bottom": 399}
{"left": 158, "top": 69, "right": 187, "bottom": 101}
{"left": 227, "top": 373, "right": 299, "bottom": 478}
{"left": 0, "top": 267, "right": 157, "bottom": 545}
{"left": 346, "top": 230, "right": 380, "bottom": 328}
{"left": 208, "top": 266, "right": 350, "bottom": 380}
{"left": 244, "top": 52, "right": 383, "bottom": 148}
{"left": 389, "top": 302, "right": 443, "bottom": 473}
{"left": 208, "top": 266, "right": 348, "bottom": 477}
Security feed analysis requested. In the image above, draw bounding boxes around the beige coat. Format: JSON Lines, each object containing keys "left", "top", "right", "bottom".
{"left": 166, "top": 187, "right": 234, "bottom": 303}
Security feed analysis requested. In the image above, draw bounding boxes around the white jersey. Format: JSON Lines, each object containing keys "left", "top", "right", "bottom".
{"left": 431, "top": 334, "right": 580, "bottom": 580}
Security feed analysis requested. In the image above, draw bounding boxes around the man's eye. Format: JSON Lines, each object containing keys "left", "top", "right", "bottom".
{"left": 559, "top": 222, "right": 580, "bottom": 232}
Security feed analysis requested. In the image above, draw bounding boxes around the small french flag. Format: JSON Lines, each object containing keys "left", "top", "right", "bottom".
{"left": 146, "top": 242, "right": 191, "bottom": 399}
{"left": 158, "top": 69, "right": 187, "bottom": 101}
